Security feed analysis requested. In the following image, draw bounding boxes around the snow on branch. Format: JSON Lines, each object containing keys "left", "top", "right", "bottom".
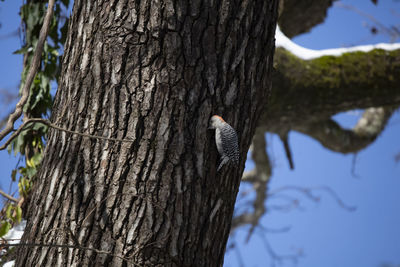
{"left": 275, "top": 26, "right": 400, "bottom": 60}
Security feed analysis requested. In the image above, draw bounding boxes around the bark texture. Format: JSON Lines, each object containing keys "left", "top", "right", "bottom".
{"left": 17, "top": 0, "right": 278, "bottom": 266}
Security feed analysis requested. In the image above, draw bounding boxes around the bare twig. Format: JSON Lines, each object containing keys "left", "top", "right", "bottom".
{"left": 225, "top": 235, "right": 246, "bottom": 267}
{"left": 279, "top": 132, "right": 294, "bottom": 169}
{"left": 0, "top": 0, "right": 55, "bottom": 143}
{"left": 335, "top": 1, "right": 400, "bottom": 42}
{"left": 257, "top": 225, "right": 292, "bottom": 234}
{"left": 233, "top": 241, "right": 246, "bottom": 267}
{"left": 257, "top": 228, "right": 302, "bottom": 267}
{"left": 267, "top": 196, "right": 304, "bottom": 212}
{"left": 0, "top": 118, "right": 134, "bottom": 150}
{"left": 269, "top": 185, "right": 357, "bottom": 212}
{"left": 0, "top": 189, "right": 18, "bottom": 203}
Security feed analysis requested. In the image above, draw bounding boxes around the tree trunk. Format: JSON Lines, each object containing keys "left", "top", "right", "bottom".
{"left": 16, "top": 0, "right": 278, "bottom": 266}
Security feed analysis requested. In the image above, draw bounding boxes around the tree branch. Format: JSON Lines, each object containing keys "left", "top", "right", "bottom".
{"left": 257, "top": 228, "right": 302, "bottom": 266}
{"left": 260, "top": 47, "right": 400, "bottom": 132}
{"left": 0, "top": 189, "right": 18, "bottom": 203}
{"left": 279, "top": 132, "right": 294, "bottom": 169}
{"left": 268, "top": 185, "right": 357, "bottom": 211}
{"left": 0, "top": 0, "right": 55, "bottom": 143}
{"left": 279, "top": 0, "right": 334, "bottom": 38}
{"left": 293, "top": 107, "right": 394, "bottom": 153}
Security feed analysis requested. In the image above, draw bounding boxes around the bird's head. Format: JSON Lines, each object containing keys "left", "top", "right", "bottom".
{"left": 209, "top": 115, "right": 225, "bottom": 129}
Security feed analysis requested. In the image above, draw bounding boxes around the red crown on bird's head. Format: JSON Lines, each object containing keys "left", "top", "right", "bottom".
{"left": 212, "top": 115, "right": 225, "bottom": 122}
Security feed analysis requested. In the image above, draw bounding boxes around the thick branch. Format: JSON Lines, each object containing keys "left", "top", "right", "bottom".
{"left": 293, "top": 107, "right": 394, "bottom": 153}
{"left": 261, "top": 47, "right": 400, "bottom": 132}
{"left": 279, "top": 0, "right": 334, "bottom": 38}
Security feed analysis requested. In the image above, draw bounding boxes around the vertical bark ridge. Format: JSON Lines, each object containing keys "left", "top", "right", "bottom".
{"left": 17, "top": 0, "right": 278, "bottom": 266}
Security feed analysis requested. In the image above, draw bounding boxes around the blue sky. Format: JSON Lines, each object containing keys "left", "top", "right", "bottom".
{"left": 0, "top": 1, "right": 399, "bottom": 267}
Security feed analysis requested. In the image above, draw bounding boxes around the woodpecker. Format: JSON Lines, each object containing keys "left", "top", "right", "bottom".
{"left": 209, "top": 115, "right": 240, "bottom": 171}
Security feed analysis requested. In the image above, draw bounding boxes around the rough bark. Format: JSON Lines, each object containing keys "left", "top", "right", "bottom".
{"left": 16, "top": 0, "right": 278, "bottom": 266}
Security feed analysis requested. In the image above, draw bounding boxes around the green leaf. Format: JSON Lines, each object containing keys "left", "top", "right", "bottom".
{"left": 13, "top": 46, "right": 32, "bottom": 55}
{"left": 18, "top": 167, "right": 26, "bottom": 177}
{"left": 13, "top": 131, "right": 26, "bottom": 156}
{"left": 18, "top": 176, "right": 32, "bottom": 195}
{"left": 0, "top": 221, "right": 11, "bottom": 237}
{"left": 15, "top": 206, "right": 22, "bottom": 223}
{"left": 7, "top": 142, "right": 12, "bottom": 155}
{"left": 5, "top": 204, "right": 12, "bottom": 219}
{"left": 25, "top": 166, "right": 37, "bottom": 178}
{"left": 32, "top": 122, "right": 48, "bottom": 132}
{"left": 30, "top": 152, "right": 43, "bottom": 168}
{"left": 18, "top": 178, "right": 24, "bottom": 195}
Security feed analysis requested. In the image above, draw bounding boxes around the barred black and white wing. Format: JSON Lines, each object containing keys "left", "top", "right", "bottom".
{"left": 220, "top": 123, "right": 239, "bottom": 166}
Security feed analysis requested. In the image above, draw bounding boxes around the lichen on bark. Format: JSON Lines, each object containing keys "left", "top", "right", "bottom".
{"left": 262, "top": 47, "right": 400, "bottom": 131}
